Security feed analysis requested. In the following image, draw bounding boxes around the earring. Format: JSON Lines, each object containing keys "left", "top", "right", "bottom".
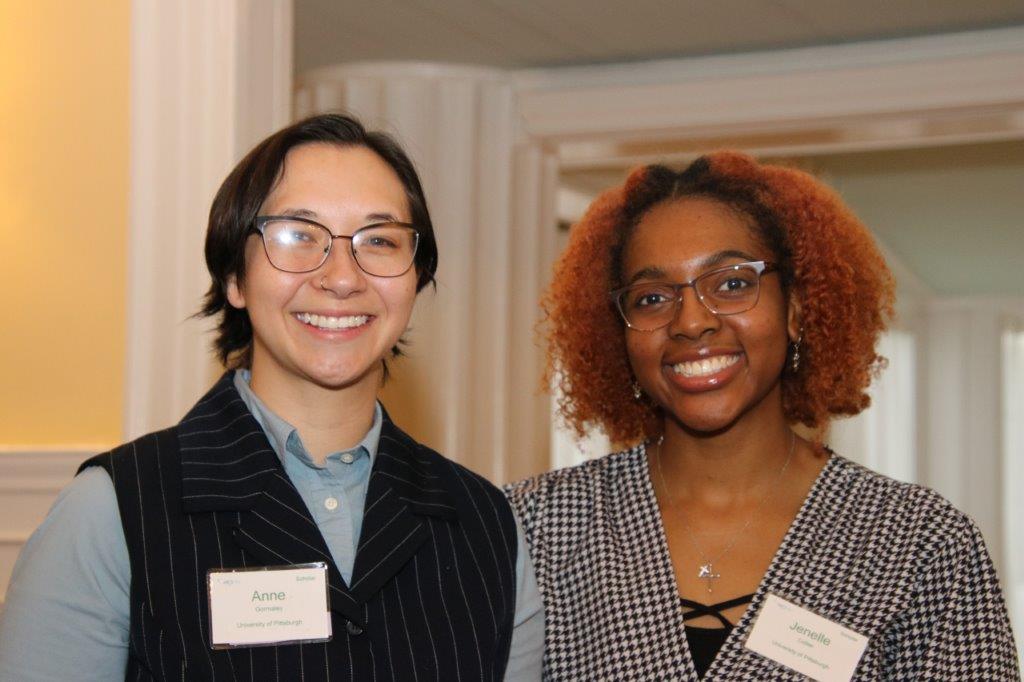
{"left": 790, "top": 335, "right": 802, "bottom": 373}
{"left": 632, "top": 381, "right": 643, "bottom": 400}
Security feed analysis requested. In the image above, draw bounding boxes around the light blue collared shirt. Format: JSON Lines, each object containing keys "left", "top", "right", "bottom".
{"left": 0, "top": 373, "right": 543, "bottom": 680}
{"left": 234, "top": 370, "right": 378, "bottom": 584}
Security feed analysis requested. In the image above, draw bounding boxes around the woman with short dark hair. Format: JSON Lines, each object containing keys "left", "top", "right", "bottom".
{"left": 507, "top": 152, "right": 1018, "bottom": 680}
{"left": 0, "top": 113, "right": 543, "bottom": 681}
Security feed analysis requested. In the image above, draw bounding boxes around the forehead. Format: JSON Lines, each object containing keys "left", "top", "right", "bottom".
{"left": 261, "top": 142, "right": 408, "bottom": 216}
{"left": 623, "top": 196, "right": 765, "bottom": 274}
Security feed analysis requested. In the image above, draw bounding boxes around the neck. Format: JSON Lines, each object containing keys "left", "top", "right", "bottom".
{"left": 248, "top": 365, "right": 381, "bottom": 465}
{"left": 656, "top": 403, "right": 795, "bottom": 508}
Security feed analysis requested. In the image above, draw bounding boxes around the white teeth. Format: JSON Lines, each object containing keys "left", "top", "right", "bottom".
{"left": 296, "top": 312, "right": 370, "bottom": 330}
{"left": 672, "top": 354, "right": 740, "bottom": 378}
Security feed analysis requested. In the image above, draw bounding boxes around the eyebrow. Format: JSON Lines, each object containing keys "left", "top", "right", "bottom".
{"left": 364, "top": 211, "right": 401, "bottom": 223}
{"left": 626, "top": 249, "right": 762, "bottom": 285}
{"left": 701, "top": 249, "right": 761, "bottom": 269}
{"left": 272, "top": 208, "right": 403, "bottom": 223}
{"left": 276, "top": 207, "right": 318, "bottom": 218}
{"left": 627, "top": 266, "right": 667, "bottom": 284}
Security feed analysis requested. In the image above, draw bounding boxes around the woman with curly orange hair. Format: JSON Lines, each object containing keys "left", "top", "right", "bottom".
{"left": 506, "top": 152, "right": 1018, "bottom": 680}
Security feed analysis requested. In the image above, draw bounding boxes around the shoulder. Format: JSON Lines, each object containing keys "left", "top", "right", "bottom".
{"left": 504, "top": 445, "right": 647, "bottom": 540}
{"left": 424, "top": 440, "right": 508, "bottom": 500}
{"left": 822, "top": 455, "right": 985, "bottom": 560}
{"left": 381, "top": 425, "right": 518, "bottom": 537}
{"left": 826, "top": 455, "right": 969, "bottom": 522}
{"left": 52, "top": 465, "right": 121, "bottom": 527}
{"left": 505, "top": 445, "right": 646, "bottom": 506}
{"left": 80, "top": 427, "right": 178, "bottom": 476}
{"left": 13, "top": 465, "right": 128, "bottom": 579}
{"left": 379, "top": 409, "right": 507, "bottom": 499}
{"left": 76, "top": 428, "right": 181, "bottom": 497}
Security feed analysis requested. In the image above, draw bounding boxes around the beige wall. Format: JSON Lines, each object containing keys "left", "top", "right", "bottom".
{"left": 0, "top": 1, "right": 130, "bottom": 446}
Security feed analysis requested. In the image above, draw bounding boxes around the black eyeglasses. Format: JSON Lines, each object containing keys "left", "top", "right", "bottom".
{"left": 611, "top": 260, "right": 779, "bottom": 331}
{"left": 252, "top": 216, "right": 420, "bottom": 277}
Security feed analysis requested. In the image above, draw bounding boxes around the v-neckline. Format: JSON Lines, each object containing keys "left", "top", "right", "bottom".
{"left": 638, "top": 443, "right": 839, "bottom": 679}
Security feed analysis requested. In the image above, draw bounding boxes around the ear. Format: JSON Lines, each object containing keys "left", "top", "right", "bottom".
{"left": 226, "top": 274, "right": 246, "bottom": 309}
{"left": 786, "top": 291, "right": 803, "bottom": 343}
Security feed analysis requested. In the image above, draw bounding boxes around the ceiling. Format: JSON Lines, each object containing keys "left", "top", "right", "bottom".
{"left": 295, "top": 0, "right": 1024, "bottom": 72}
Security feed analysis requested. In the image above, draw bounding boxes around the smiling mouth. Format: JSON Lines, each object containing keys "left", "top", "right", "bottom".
{"left": 672, "top": 354, "right": 741, "bottom": 378}
{"left": 295, "top": 312, "right": 371, "bottom": 331}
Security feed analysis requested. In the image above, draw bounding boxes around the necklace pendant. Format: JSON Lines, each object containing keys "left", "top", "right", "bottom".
{"left": 698, "top": 562, "right": 721, "bottom": 593}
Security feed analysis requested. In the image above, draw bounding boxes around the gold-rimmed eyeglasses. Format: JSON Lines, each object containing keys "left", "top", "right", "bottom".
{"left": 252, "top": 216, "right": 420, "bottom": 277}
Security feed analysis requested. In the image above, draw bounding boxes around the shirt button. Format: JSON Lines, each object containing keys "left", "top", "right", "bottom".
{"left": 340, "top": 452, "right": 355, "bottom": 464}
{"left": 324, "top": 497, "right": 339, "bottom": 511}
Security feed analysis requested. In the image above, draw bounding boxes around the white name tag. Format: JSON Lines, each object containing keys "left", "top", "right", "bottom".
{"left": 208, "top": 563, "right": 332, "bottom": 649}
{"left": 744, "top": 593, "right": 868, "bottom": 682}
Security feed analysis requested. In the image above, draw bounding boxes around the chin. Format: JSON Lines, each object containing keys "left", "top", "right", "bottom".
{"left": 662, "top": 394, "right": 733, "bottom": 426}
{"left": 299, "top": 357, "right": 381, "bottom": 390}
{"left": 669, "top": 387, "right": 784, "bottom": 436}
{"left": 667, "top": 412, "right": 741, "bottom": 437}
{"left": 320, "top": 370, "right": 379, "bottom": 392}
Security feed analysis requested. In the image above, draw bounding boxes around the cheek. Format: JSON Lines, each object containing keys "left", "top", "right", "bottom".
{"left": 735, "top": 314, "right": 790, "bottom": 365}
{"left": 624, "top": 331, "right": 660, "bottom": 374}
{"left": 237, "top": 244, "right": 296, "bottom": 302}
{"left": 379, "top": 277, "right": 417, "bottom": 317}
{"left": 248, "top": 269, "right": 303, "bottom": 306}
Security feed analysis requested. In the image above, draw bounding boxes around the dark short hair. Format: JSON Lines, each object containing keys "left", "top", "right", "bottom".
{"left": 200, "top": 113, "right": 439, "bottom": 367}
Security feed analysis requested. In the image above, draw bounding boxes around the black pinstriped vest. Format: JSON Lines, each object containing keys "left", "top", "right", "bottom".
{"left": 80, "top": 373, "right": 517, "bottom": 682}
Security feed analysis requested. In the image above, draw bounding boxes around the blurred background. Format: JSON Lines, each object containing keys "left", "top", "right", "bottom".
{"left": 2, "top": 0, "right": 1022, "bottom": 655}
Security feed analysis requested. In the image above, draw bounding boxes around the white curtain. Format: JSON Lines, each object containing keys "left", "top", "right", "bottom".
{"left": 1001, "top": 324, "right": 1024, "bottom": 660}
{"left": 828, "top": 330, "right": 917, "bottom": 483}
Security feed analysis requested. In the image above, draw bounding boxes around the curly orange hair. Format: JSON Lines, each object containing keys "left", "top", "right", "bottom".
{"left": 544, "top": 151, "right": 895, "bottom": 446}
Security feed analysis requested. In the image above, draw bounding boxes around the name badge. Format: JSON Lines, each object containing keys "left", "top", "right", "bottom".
{"left": 744, "top": 593, "right": 868, "bottom": 682}
{"left": 208, "top": 562, "right": 332, "bottom": 649}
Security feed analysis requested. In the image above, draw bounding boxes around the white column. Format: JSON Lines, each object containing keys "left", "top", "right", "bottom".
{"left": 125, "top": 0, "right": 292, "bottom": 439}
{"left": 295, "top": 64, "right": 556, "bottom": 483}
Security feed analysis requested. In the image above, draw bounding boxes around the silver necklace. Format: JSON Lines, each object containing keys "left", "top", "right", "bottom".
{"left": 652, "top": 432, "right": 795, "bottom": 594}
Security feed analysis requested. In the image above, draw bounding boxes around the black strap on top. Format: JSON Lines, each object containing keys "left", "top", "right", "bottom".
{"left": 680, "top": 593, "right": 755, "bottom": 629}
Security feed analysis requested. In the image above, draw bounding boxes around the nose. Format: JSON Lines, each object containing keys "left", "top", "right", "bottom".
{"left": 316, "top": 238, "right": 366, "bottom": 296}
{"left": 666, "top": 284, "right": 720, "bottom": 339}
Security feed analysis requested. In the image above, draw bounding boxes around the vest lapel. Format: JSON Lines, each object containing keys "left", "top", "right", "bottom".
{"left": 348, "top": 412, "right": 458, "bottom": 604}
{"left": 178, "top": 373, "right": 366, "bottom": 626}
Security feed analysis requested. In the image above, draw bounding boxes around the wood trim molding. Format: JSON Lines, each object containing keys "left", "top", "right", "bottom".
{"left": 512, "top": 27, "right": 1024, "bottom": 92}
{"left": 0, "top": 449, "right": 92, "bottom": 494}
{"left": 512, "top": 27, "right": 1024, "bottom": 146}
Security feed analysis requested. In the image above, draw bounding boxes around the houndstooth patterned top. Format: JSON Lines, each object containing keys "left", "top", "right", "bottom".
{"left": 506, "top": 446, "right": 1020, "bottom": 681}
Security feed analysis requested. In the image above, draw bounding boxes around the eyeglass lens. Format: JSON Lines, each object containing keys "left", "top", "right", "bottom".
{"left": 260, "top": 219, "right": 418, "bottom": 277}
{"left": 618, "top": 263, "right": 764, "bottom": 330}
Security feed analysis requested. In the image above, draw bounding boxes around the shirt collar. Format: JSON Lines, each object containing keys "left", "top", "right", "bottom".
{"left": 232, "top": 369, "right": 381, "bottom": 468}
